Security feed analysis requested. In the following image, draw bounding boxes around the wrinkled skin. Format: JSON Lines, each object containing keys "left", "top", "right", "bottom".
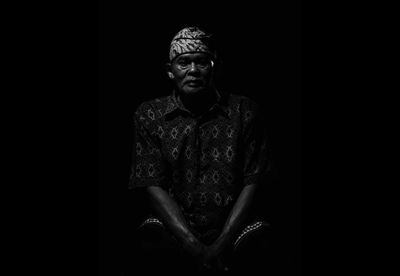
{"left": 167, "top": 52, "right": 215, "bottom": 96}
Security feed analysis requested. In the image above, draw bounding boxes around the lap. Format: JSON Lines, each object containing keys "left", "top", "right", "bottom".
{"left": 130, "top": 217, "right": 274, "bottom": 274}
{"left": 136, "top": 218, "right": 270, "bottom": 248}
{"left": 231, "top": 221, "right": 281, "bottom": 274}
{"left": 131, "top": 218, "right": 196, "bottom": 274}
{"left": 233, "top": 221, "right": 271, "bottom": 252}
{"left": 135, "top": 218, "right": 178, "bottom": 251}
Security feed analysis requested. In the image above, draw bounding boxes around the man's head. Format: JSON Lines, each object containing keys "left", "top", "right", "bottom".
{"left": 166, "top": 27, "right": 217, "bottom": 96}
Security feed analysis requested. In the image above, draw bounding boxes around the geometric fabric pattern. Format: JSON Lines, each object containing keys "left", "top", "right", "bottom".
{"left": 129, "top": 90, "right": 270, "bottom": 234}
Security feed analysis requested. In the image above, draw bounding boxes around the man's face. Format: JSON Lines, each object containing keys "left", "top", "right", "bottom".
{"left": 169, "top": 53, "right": 214, "bottom": 95}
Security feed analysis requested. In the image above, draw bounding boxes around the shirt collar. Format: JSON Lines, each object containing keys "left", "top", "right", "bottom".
{"left": 165, "top": 89, "right": 230, "bottom": 119}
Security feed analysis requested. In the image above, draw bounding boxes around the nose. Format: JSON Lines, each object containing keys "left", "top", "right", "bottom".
{"left": 188, "top": 62, "right": 200, "bottom": 73}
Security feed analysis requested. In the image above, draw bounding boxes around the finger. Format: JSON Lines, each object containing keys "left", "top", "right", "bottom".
{"left": 202, "top": 262, "right": 212, "bottom": 270}
{"left": 216, "top": 259, "right": 227, "bottom": 271}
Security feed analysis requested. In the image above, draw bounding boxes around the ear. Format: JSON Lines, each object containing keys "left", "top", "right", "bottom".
{"left": 212, "top": 59, "right": 221, "bottom": 75}
{"left": 165, "top": 63, "right": 174, "bottom": 79}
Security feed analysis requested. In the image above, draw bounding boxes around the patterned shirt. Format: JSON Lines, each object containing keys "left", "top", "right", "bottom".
{"left": 129, "top": 90, "right": 270, "bottom": 238}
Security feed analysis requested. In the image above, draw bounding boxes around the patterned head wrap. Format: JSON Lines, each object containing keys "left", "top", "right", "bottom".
{"left": 169, "top": 26, "right": 216, "bottom": 62}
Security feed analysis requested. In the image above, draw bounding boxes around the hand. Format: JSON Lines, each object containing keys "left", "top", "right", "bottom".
{"left": 201, "top": 244, "right": 230, "bottom": 272}
{"left": 182, "top": 238, "right": 207, "bottom": 258}
{"left": 181, "top": 236, "right": 230, "bottom": 272}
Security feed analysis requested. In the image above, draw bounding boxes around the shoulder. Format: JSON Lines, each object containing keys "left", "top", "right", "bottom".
{"left": 134, "top": 96, "right": 171, "bottom": 119}
{"left": 133, "top": 96, "right": 172, "bottom": 131}
{"left": 228, "top": 94, "right": 260, "bottom": 113}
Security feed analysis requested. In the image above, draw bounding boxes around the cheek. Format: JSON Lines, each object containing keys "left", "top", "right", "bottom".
{"left": 174, "top": 76, "right": 186, "bottom": 88}
{"left": 175, "top": 74, "right": 186, "bottom": 84}
{"left": 171, "top": 69, "right": 185, "bottom": 80}
{"left": 201, "top": 70, "right": 213, "bottom": 81}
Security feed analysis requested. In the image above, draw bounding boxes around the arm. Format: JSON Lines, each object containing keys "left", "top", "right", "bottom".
{"left": 199, "top": 183, "right": 258, "bottom": 271}
{"left": 210, "top": 183, "right": 258, "bottom": 254}
{"left": 130, "top": 107, "right": 207, "bottom": 260}
{"left": 206, "top": 102, "right": 270, "bottom": 270}
{"left": 146, "top": 186, "right": 206, "bottom": 257}
{"left": 213, "top": 99, "right": 270, "bottom": 249}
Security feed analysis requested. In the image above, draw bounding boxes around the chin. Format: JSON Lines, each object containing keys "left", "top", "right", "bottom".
{"left": 182, "top": 86, "right": 206, "bottom": 95}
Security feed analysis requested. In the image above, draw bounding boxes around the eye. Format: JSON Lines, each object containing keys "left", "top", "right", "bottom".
{"left": 197, "top": 59, "right": 211, "bottom": 68}
{"left": 176, "top": 59, "right": 189, "bottom": 67}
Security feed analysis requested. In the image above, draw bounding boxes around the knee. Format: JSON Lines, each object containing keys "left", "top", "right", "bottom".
{"left": 231, "top": 226, "right": 275, "bottom": 273}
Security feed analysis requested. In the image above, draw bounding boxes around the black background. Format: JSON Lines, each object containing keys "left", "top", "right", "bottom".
{"left": 7, "top": 1, "right": 389, "bottom": 275}
{"left": 99, "top": 1, "right": 301, "bottom": 275}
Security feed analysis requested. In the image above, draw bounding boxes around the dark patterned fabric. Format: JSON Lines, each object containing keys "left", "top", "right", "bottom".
{"left": 129, "top": 90, "right": 270, "bottom": 236}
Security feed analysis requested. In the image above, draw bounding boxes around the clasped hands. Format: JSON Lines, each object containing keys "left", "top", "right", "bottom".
{"left": 190, "top": 242, "right": 230, "bottom": 273}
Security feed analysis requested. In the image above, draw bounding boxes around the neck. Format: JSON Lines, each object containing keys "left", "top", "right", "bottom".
{"left": 177, "top": 88, "right": 217, "bottom": 116}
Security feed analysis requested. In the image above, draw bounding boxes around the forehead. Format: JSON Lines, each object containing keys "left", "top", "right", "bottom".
{"left": 174, "top": 52, "right": 211, "bottom": 61}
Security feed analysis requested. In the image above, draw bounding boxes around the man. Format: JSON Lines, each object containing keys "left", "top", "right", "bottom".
{"left": 128, "top": 26, "right": 272, "bottom": 274}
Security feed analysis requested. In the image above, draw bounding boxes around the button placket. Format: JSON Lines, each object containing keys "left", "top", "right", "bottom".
{"left": 193, "top": 116, "right": 204, "bottom": 181}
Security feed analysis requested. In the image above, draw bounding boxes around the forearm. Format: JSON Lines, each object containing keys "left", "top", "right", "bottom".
{"left": 146, "top": 186, "right": 204, "bottom": 253}
{"left": 213, "top": 183, "right": 258, "bottom": 250}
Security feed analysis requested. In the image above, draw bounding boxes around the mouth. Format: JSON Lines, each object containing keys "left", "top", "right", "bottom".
{"left": 185, "top": 79, "right": 203, "bottom": 87}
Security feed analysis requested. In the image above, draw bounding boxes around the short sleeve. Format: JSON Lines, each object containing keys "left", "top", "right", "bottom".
{"left": 128, "top": 107, "right": 167, "bottom": 190}
{"left": 242, "top": 101, "right": 271, "bottom": 186}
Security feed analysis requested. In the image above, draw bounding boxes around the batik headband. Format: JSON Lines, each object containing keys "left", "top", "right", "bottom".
{"left": 169, "top": 26, "right": 216, "bottom": 62}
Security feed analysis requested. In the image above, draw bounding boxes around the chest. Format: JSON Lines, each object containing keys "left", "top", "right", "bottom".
{"left": 157, "top": 116, "right": 242, "bottom": 167}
